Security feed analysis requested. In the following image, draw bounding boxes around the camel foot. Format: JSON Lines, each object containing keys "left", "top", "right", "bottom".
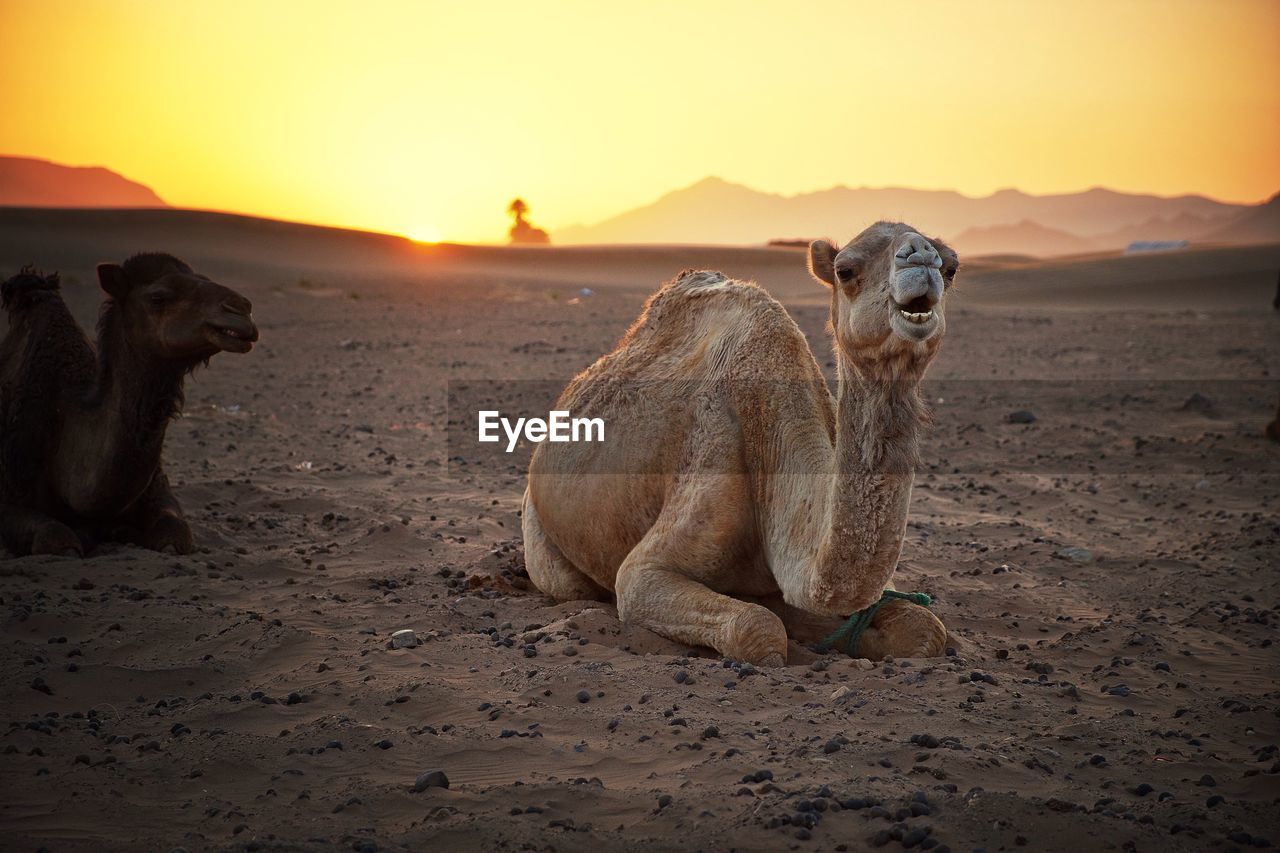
{"left": 722, "top": 604, "right": 789, "bottom": 667}
{"left": 856, "top": 600, "right": 947, "bottom": 660}
{"left": 139, "top": 514, "right": 194, "bottom": 555}
{"left": 30, "top": 522, "right": 84, "bottom": 557}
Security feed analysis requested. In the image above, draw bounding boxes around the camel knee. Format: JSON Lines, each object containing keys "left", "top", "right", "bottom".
{"left": 859, "top": 601, "right": 947, "bottom": 660}
{"left": 615, "top": 563, "right": 687, "bottom": 627}
{"left": 30, "top": 521, "right": 83, "bottom": 557}
{"left": 616, "top": 563, "right": 788, "bottom": 666}
{"left": 613, "top": 566, "right": 647, "bottom": 623}
{"left": 722, "top": 604, "right": 788, "bottom": 668}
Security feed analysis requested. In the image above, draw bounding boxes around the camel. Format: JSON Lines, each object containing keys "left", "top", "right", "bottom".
{"left": 522, "top": 221, "right": 958, "bottom": 666}
{"left": 0, "top": 254, "right": 259, "bottom": 557}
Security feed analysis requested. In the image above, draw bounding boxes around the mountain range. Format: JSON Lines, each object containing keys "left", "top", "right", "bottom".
{"left": 0, "top": 155, "right": 167, "bottom": 208}
{"left": 3, "top": 155, "right": 1275, "bottom": 255}
{"left": 558, "top": 177, "right": 1278, "bottom": 255}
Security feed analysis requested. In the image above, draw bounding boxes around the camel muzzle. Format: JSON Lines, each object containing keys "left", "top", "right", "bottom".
{"left": 205, "top": 313, "right": 260, "bottom": 352}
{"left": 887, "top": 233, "right": 944, "bottom": 338}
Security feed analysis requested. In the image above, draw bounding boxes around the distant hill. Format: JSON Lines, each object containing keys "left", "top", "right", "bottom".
{"left": 0, "top": 155, "right": 167, "bottom": 208}
{"left": 1200, "top": 192, "right": 1280, "bottom": 245}
{"left": 952, "top": 220, "right": 1098, "bottom": 257}
{"left": 556, "top": 176, "right": 1259, "bottom": 254}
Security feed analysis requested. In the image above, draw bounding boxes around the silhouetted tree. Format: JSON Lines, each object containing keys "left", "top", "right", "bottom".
{"left": 507, "top": 197, "right": 550, "bottom": 245}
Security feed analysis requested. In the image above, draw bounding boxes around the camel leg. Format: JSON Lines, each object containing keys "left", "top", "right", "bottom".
{"left": 752, "top": 594, "right": 945, "bottom": 660}
{"left": 0, "top": 503, "right": 83, "bottom": 557}
{"left": 617, "top": 555, "right": 788, "bottom": 667}
{"left": 521, "top": 487, "right": 608, "bottom": 601}
{"left": 855, "top": 599, "right": 948, "bottom": 659}
{"left": 123, "top": 470, "right": 194, "bottom": 554}
{"left": 614, "top": 492, "right": 788, "bottom": 667}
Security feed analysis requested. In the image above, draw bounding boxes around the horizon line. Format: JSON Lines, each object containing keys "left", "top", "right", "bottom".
{"left": 3, "top": 152, "right": 1278, "bottom": 243}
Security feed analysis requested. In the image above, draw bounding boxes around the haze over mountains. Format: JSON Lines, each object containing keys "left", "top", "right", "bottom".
{"left": 3, "top": 155, "right": 1275, "bottom": 256}
{"left": 558, "top": 177, "right": 1278, "bottom": 255}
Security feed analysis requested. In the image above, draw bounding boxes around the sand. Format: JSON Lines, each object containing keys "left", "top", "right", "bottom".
{"left": 1, "top": 210, "right": 1278, "bottom": 851}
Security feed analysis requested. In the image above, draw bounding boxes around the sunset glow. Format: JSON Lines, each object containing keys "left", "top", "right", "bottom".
{"left": 408, "top": 225, "right": 443, "bottom": 245}
{"left": 2, "top": 0, "right": 1278, "bottom": 243}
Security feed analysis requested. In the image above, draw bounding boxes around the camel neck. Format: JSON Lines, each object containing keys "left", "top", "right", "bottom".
{"left": 88, "top": 316, "right": 187, "bottom": 463}
{"left": 805, "top": 355, "right": 926, "bottom": 613}
{"left": 831, "top": 359, "right": 924, "bottom": 475}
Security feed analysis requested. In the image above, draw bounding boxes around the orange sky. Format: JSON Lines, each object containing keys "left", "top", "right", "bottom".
{"left": 2, "top": 0, "right": 1278, "bottom": 243}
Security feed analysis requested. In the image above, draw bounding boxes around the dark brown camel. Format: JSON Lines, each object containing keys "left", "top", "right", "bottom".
{"left": 0, "top": 254, "right": 259, "bottom": 557}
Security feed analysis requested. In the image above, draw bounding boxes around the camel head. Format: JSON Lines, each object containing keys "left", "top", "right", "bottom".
{"left": 97, "top": 253, "right": 259, "bottom": 362}
{"left": 808, "top": 221, "right": 958, "bottom": 372}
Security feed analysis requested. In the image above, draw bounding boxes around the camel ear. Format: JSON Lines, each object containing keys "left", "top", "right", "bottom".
{"left": 97, "top": 263, "right": 129, "bottom": 299}
{"left": 808, "top": 240, "right": 838, "bottom": 287}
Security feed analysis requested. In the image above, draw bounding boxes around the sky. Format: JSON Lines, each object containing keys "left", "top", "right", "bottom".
{"left": 2, "top": 0, "right": 1278, "bottom": 243}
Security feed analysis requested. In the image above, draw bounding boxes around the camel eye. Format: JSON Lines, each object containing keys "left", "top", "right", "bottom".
{"left": 147, "top": 290, "right": 172, "bottom": 306}
{"left": 835, "top": 266, "right": 855, "bottom": 283}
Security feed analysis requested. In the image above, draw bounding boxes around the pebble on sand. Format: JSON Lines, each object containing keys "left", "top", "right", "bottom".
{"left": 412, "top": 769, "right": 449, "bottom": 792}
{"left": 1055, "top": 546, "right": 1093, "bottom": 564}
{"left": 390, "top": 629, "right": 419, "bottom": 649}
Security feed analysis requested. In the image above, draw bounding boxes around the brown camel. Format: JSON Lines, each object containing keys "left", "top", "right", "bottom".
{"left": 0, "top": 254, "right": 259, "bottom": 557}
{"left": 523, "top": 221, "right": 957, "bottom": 666}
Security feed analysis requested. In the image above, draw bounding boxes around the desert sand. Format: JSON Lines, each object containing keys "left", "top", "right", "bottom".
{"left": 1, "top": 209, "right": 1278, "bottom": 852}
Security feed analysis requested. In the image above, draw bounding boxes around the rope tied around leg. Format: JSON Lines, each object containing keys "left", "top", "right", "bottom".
{"left": 817, "top": 590, "right": 932, "bottom": 656}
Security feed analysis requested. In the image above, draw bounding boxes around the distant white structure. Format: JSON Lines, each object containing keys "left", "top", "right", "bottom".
{"left": 1125, "top": 240, "right": 1188, "bottom": 254}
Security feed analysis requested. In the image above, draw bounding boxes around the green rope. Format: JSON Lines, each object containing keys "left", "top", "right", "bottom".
{"left": 816, "top": 590, "right": 932, "bottom": 656}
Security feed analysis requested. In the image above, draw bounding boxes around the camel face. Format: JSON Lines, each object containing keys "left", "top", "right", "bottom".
{"left": 810, "top": 221, "right": 958, "bottom": 364}
{"left": 98, "top": 259, "right": 259, "bottom": 361}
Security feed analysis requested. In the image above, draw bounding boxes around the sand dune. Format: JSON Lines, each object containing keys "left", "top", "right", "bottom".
{"left": 1, "top": 209, "right": 1277, "bottom": 851}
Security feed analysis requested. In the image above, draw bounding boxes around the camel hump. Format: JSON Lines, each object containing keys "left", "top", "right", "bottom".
{"left": 662, "top": 269, "right": 774, "bottom": 308}
{"left": 1, "top": 266, "right": 62, "bottom": 316}
{"left": 640, "top": 267, "right": 793, "bottom": 332}
{"left": 671, "top": 269, "right": 731, "bottom": 291}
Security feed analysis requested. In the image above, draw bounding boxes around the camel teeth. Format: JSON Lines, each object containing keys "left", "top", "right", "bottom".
{"left": 897, "top": 308, "right": 934, "bottom": 324}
